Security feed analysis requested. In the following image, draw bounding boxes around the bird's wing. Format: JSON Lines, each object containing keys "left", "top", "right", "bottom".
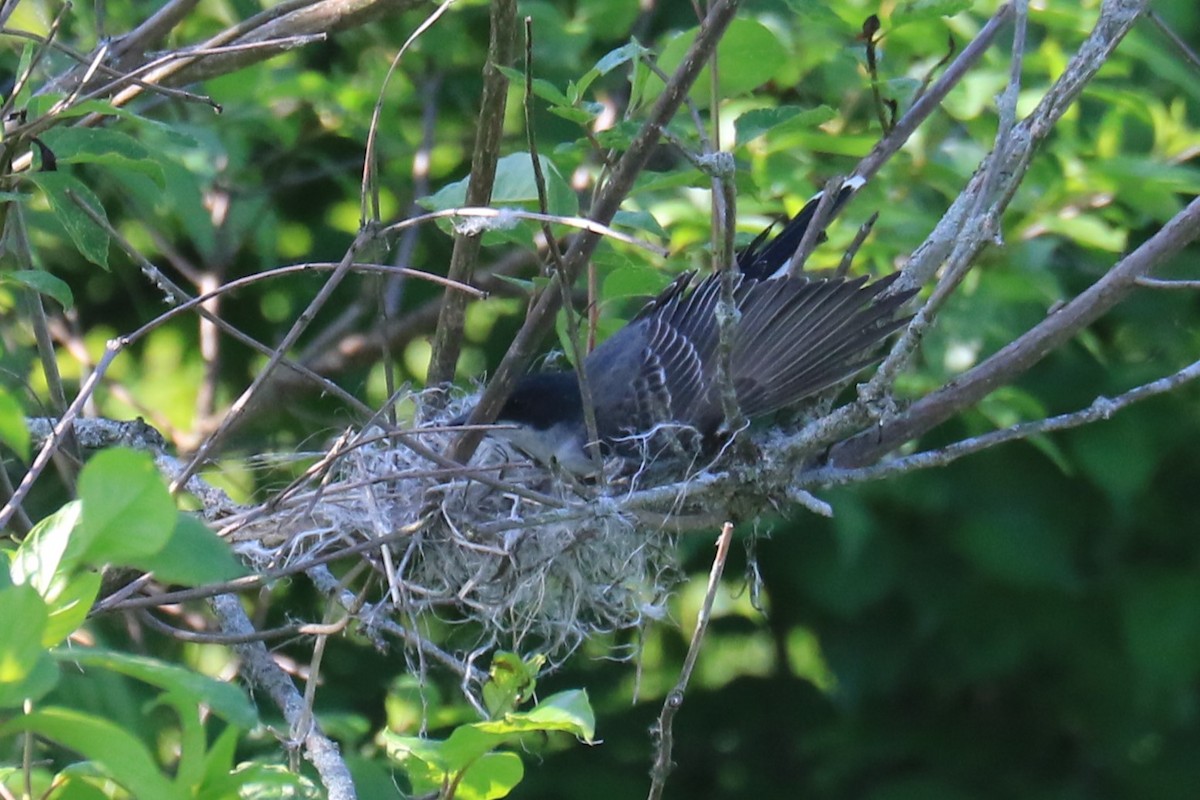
{"left": 588, "top": 266, "right": 911, "bottom": 441}
{"left": 731, "top": 272, "right": 912, "bottom": 416}
{"left": 737, "top": 177, "right": 863, "bottom": 280}
{"left": 586, "top": 272, "right": 744, "bottom": 440}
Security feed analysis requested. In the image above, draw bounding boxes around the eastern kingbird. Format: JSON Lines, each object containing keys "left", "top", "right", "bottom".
{"left": 483, "top": 181, "right": 913, "bottom": 475}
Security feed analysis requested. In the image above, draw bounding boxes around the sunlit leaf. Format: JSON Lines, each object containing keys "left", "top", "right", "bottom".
{"left": 454, "top": 752, "right": 524, "bottom": 800}
{"left": 10, "top": 501, "right": 85, "bottom": 596}
{"left": 0, "top": 708, "right": 183, "bottom": 799}
{"left": 133, "top": 515, "right": 248, "bottom": 586}
{"left": 0, "top": 389, "right": 30, "bottom": 461}
{"left": 77, "top": 448, "right": 176, "bottom": 564}
{"left": 1, "top": 269, "right": 74, "bottom": 309}
{"left": 25, "top": 172, "right": 110, "bottom": 269}
{"left": 650, "top": 19, "right": 787, "bottom": 107}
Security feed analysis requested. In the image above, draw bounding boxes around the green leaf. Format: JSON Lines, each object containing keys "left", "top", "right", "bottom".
{"left": 133, "top": 515, "right": 248, "bottom": 586}
{"left": 894, "top": 0, "right": 974, "bottom": 25}
{"left": 734, "top": 105, "right": 837, "bottom": 145}
{"left": 0, "top": 651, "right": 59, "bottom": 709}
{"left": 12, "top": 43, "right": 34, "bottom": 108}
{"left": 612, "top": 208, "right": 667, "bottom": 238}
{"left": 440, "top": 725, "right": 508, "bottom": 774}
{"left": 593, "top": 41, "right": 647, "bottom": 77}
{"left": 479, "top": 689, "right": 595, "bottom": 742}
{"left": 10, "top": 501, "right": 85, "bottom": 596}
{"left": 573, "top": 41, "right": 648, "bottom": 100}
{"left": 650, "top": 19, "right": 787, "bottom": 107}
{"left": 77, "top": 448, "right": 176, "bottom": 564}
{"left": 482, "top": 651, "right": 543, "bottom": 717}
{"left": 381, "top": 735, "right": 446, "bottom": 794}
{"left": 602, "top": 263, "right": 669, "bottom": 300}
{"left": 0, "top": 585, "right": 49, "bottom": 684}
{"left": 6, "top": 267, "right": 73, "bottom": 309}
{"left": 25, "top": 95, "right": 136, "bottom": 123}
{"left": 1, "top": 268, "right": 74, "bottom": 309}
{"left": 455, "top": 752, "right": 524, "bottom": 800}
{"left": 588, "top": 119, "right": 642, "bottom": 151}
{"left": 196, "top": 762, "right": 316, "bottom": 800}
{"left": 52, "top": 649, "right": 259, "bottom": 729}
{"left": 39, "top": 772, "right": 112, "bottom": 800}
{"left": 0, "top": 708, "right": 183, "bottom": 800}
{"left": 577, "top": 0, "right": 640, "bottom": 37}
{"left": 421, "top": 152, "right": 578, "bottom": 219}
{"left": 496, "top": 66, "right": 571, "bottom": 106}
{"left": 197, "top": 725, "right": 240, "bottom": 794}
{"left": 548, "top": 104, "right": 600, "bottom": 124}
{"left": 1037, "top": 213, "right": 1127, "bottom": 252}
{"left": 434, "top": 689, "right": 595, "bottom": 775}
{"left": 41, "top": 571, "right": 101, "bottom": 647}
{"left": 25, "top": 172, "right": 110, "bottom": 269}
{"left": 40, "top": 128, "right": 166, "bottom": 186}
{"left": 0, "top": 388, "right": 30, "bottom": 461}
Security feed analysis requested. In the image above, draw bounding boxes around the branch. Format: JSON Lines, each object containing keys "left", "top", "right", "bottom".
{"left": 896, "top": 0, "right": 1149, "bottom": 294}
{"left": 831, "top": 193, "right": 1200, "bottom": 468}
{"left": 119, "top": 0, "right": 421, "bottom": 89}
{"left": 812, "top": 357, "right": 1200, "bottom": 487}
{"left": 425, "top": 0, "right": 517, "bottom": 388}
{"left": 647, "top": 522, "right": 734, "bottom": 800}
{"left": 453, "top": 0, "right": 744, "bottom": 464}
{"left": 210, "top": 594, "right": 357, "bottom": 800}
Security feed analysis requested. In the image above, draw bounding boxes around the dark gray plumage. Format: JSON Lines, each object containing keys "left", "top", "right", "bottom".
{"left": 488, "top": 183, "right": 913, "bottom": 474}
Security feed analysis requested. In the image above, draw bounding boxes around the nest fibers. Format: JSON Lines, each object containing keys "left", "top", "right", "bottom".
{"left": 222, "top": 389, "right": 692, "bottom": 664}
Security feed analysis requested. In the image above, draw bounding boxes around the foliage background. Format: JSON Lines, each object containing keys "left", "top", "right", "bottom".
{"left": 2, "top": 0, "right": 1200, "bottom": 797}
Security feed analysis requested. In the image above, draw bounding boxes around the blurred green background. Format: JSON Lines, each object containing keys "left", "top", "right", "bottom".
{"left": 3, "top": 0, "right": 1200, "bottom": 797}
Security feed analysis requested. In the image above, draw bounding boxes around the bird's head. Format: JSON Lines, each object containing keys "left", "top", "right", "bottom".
{"left": 464, "top": 371, "right": 595, "bottom": 474}
{"left": 494, "top": 371, "right": 582, "bottom": 430}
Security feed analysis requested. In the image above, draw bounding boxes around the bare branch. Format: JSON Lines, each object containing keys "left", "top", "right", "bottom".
{"left": 832, "top": 193, "right": 1200, "bottom": 468}
{"left": 648, "top": 522, "right": 734, "bottom": 800}
{"left": 425, "top": 0, "right": 517, "bottom": 389}
{"left": 812, "top": 357, "right": 1200, "bottom": 487}
{"left": 211, "top": 594, "right": 357, "bottom": 800}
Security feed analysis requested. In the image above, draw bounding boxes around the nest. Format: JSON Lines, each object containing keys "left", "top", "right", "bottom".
{"left": 221, "top": 390, "right": 688, "bottom": 665}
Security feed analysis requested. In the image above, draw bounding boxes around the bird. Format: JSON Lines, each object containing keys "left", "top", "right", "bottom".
{"left": 481, "top": 179, "right": 914, "bottom": 475}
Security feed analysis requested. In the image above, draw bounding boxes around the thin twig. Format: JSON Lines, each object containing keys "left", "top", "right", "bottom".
{"left": 138, "top": 608, "right": 348, "bottom": 644}
{"left": 380, "top": 206, "right": 668, "bottom": 258}
{"left": 812, "top": 357, "right": 1200, "bottom": 487}
{"left": 360, "top": 0, "right": 455, "bottom": 224}
{"left": 647, "top": 521, "right": 734, "bottom": 800}
{"left": 835, "top": 211, "right": 878, "bottom": 277}
{"left": 1147, "top": 10, "right": 1200, "bottom": 74}
{"left": 425, "top": 0, "right": 517, "bottom": 389}
{"left": 173, "top": 226, "right": 381, "bottom": 490}
{"left": 831, "top": 192, "right": 1200, "bottom": 468}
{"left": 786, "top": 175, "right": 845, "bottom": 276}
{"left": 454, "top": 0, "right": 744, "bottom": 465}
{"left": 1135, "top": 277, "right": 1200, "bottom": 290}
{"left": 210, "top": 594, "right": 357, "bottom": 800}
{"left": 521, "top": 16, "right": 603, "bottom": 472}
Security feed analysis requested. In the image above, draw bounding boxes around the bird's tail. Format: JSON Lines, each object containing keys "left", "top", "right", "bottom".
{"left": 737, "top": 175, "right": 865, "bottom": 281}
{"left": 728, "top": 272, "right": 915, "bottom": 418}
